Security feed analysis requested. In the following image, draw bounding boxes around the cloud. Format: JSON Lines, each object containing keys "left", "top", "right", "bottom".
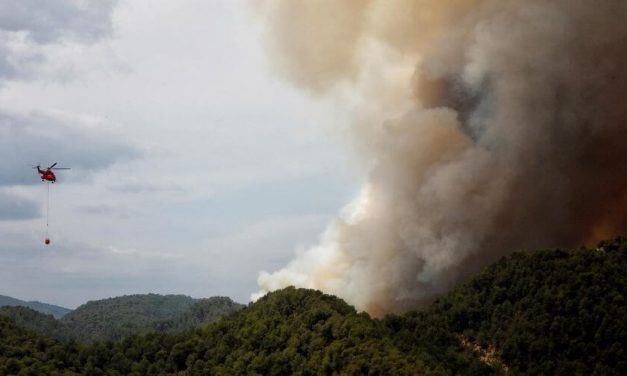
{"left": 0, "top": 38, "right": 44, "bottom": 81}
{"left": 108, "top": 181, "right": 185, "bottom": 194}
{"left": 0, "top": 190, "right": 39, "bottom": 220}
{"left": 77, "top": 204, "right": 128, "bottom": 219}
{"left": 0, "top": 110, "right": 140, "bottom": 187}
{"left": 0, "top": 0, "right": 117, "bottom": 82}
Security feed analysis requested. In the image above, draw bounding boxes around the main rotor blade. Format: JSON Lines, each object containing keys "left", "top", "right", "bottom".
{"left": 49, "top": 162, "right": 57, "bottom": 169}
{"left": 51, "top": 167, "right": 71, "bottom": 170}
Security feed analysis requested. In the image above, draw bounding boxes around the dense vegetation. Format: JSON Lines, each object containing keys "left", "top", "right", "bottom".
{"left": 169, "top": 287, "right": 490, "bottom": 375}
{"left": 60, "top": 294, "right": 197, "bottom": 342}
{"left": 0, "top": 294, "right": 244, "bottom": 342}
{"left": 417, "top": 237, "right": 627, "bottom": 375}
{"left": 0, "top": 306, "right": 66, "bottom": 340}
{"left": 0, "top": 315, "right": 76, "bottom": 375}
{"left": 0, "top": 288, "right": 488, "bottom": 375}
{"left": 1, "top": 237, "right": 626, "bottom": 375}
{"left": 152, "top": 297, "right": 246, "bottom": 333}
{"left": 0, "top": 294, "right": 70, "bottom": 318}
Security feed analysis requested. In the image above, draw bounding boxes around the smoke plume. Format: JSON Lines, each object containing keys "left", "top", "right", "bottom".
{"left": 254, "top": 0, "right": 627, "bottom": 314}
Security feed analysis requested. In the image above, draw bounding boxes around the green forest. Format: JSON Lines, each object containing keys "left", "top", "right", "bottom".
{"left": 1, "top": 237, "right": 626, "bottom": 375}
{"left": 0, "top": 294, "right": 244, "bottom": 343}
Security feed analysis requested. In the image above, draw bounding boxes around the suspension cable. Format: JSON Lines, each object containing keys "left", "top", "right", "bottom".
{"left": 45, "top": 182, "right": 50, "bottom": 241}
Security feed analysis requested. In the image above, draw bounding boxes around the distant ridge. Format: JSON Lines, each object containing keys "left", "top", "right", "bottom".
{"left": 0, "top": 294, "right": 71, "bottom": 318}
{"left": 61, "top": 293, "right": 244, "bottom": 341}
{"left": 0, "top": 293, "right": 245, "bottom": 342}
{"left": 60, "top": 293, "right": 197, "bottom": 342}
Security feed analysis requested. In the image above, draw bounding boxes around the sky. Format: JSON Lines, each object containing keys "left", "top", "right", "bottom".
{"left": 0, "top": 0, "right": 357, "bottom": 308}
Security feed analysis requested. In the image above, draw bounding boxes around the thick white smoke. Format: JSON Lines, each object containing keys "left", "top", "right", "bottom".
{"left": 254, "top": 0, "right": 627, "bottom": 314}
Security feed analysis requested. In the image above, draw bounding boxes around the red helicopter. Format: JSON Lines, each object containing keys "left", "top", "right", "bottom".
{"left": 33, "top": 162, "right": 71, "bottom": 245}
{"left": 34, "top": 162, "right": 71, "bottom": 183}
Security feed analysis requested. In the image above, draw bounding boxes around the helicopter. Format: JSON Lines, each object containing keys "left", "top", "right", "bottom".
{"left": 33, "top": 162, "right": 71, "bottom": 183}
{"left": 32, "top": 162, "right": 72, "bottom": 245}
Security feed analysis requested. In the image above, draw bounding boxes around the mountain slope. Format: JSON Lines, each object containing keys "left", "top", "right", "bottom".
{"left": 0, "top": 288, "right": 491, "bottom": 375}
{"left": 124, "top": 288, "right": 489, "bottom": 374}
{"left": 0, "top": 295, "right": 26, "bottom": 307}
{"left": 0, "top": 306, "right": 68, "bottom": 340}
{"left": 0, "top": 294, "right": 71, "bottom": 318}
{"left": 0, "top": 315, "right": 76, "bottom": 375}
{"left": 416, "top": 236, "right": 627, "bottom": 374}
{"left": 63, "top": 293, "right": 194, "bottom": 341}
{"left": 0, "top": 294, "right": 244, "bottom": 343}
{"left": 152, "top": 296, "right": 245, "bottom": 333}
{"left": 181, "top": 287, "right": 489, "bottom": 375}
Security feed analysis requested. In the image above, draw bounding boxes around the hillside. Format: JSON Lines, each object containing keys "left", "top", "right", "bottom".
{"left": 171, "top": 287, "right": 490, "bottom": 375}
{"left": 0, "top": 306, "right": 67, "bottom": 340}
{"left": 415, "top": 236, "right": 627, "bottom": 374}
{"left": 0, "top": 294, "right": 71, "bottom": 318}
{"left": 0, "top": 293, "right": 244, "bottom": 343}
{"left": 152, "top": 296, "right": 245, "bottom": 333}
{"left": 0, "top": 237, "right": 625, "bottom": 375}
{"left": 0, "top": 288, "right": 489, "bottom": 375}
{"left": 0, "top": 315, "right": 77, "bottom": 375}
{"left": 60, "top": 293, "right": 196, "bottom": 342}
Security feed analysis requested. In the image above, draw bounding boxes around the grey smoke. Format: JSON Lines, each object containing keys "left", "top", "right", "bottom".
{"left": 255, "top": 0, "right": 627, "bottom": 314}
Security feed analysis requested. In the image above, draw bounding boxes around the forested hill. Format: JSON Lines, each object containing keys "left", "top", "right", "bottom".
{"left": 175, "top": 287, "right": 490, "bottom": 374}
{"left": 60, "top": 293, "right": 196, "bottom": 342}
{"left": 0, "top": 288, "right": 491, "bottom": 375}
{"left": 0, "top": 306, "right": 64, "bottom": 339}
{"left": 405, "top": 236, "right": 627, "bottom": 375}
{"left": 0, "top": 237, "right": 626, "bottom": 375}
{"left": 0, "top": 294, "right": 70, "bottom": 318}
{"left": 0, "top": 294, "right": 244, "bottom": 342}
{"left": 152, "top": 296, "right": 246, "bottom": 333}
